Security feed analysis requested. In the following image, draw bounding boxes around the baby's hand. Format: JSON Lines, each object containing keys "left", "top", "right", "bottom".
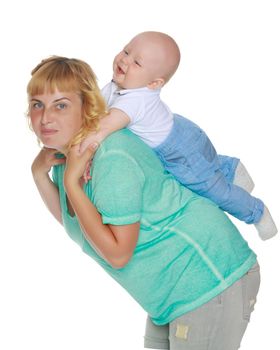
{"left": 65, "top": 143, "right": 98, "bottom": 185}
{"left": 83, "top": 159, "right": 93, "bottom": 184}
{"left": 79, "top": 134, "right": 101, "bottom": 183}
{"left": 80, "top": 133, "right": 101, "bottom": 154}
{"left": 80, "top": 140, "right": 100, "bottom": 183}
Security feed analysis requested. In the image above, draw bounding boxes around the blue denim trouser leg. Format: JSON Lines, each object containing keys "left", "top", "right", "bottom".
{"left": 217, "top": 155, "right": 239, "bottom": 183}
{"left": 153, "top": 114, "right": 264, "bottom": 224}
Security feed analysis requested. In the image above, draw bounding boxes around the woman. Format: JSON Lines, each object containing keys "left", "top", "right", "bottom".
{"left": 29, "top": 56, "right": 260, "bottom": 350}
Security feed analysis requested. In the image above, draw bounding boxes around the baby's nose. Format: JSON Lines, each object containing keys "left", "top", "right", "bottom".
{"left": 121, "top": 55, "right": 131, "bottom": 65}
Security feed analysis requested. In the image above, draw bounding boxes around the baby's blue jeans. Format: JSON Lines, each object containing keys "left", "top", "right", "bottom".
{"left": 153, "top": 114, "right": 264, "bottom": 224}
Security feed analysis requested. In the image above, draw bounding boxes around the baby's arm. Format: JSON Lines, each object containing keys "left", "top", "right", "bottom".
{"left": 79, "top": 108, "right": 130, "bottom": 153}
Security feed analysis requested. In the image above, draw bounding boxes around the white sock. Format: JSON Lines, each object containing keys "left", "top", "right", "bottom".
{"left": 255, "top": 205, "right": 278, "bottom": 240}
{"left": 233, "top": 161, "right": 255, "bottom": 193}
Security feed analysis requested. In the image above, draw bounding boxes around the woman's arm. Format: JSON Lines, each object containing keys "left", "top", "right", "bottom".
{"left": 32, "top": 148, "right": 65, "bottom": 224}
{"left": 64, "top": 145, "right": 139, "bottom": 269}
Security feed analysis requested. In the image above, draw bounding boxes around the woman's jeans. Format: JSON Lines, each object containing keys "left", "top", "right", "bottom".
{"left": 144, "top": 262, "right": 261, "bottom": 350}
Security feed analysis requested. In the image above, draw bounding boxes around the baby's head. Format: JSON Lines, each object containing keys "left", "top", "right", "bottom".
{"left": 113, "top": 31, "right": 180, "bottom": 90}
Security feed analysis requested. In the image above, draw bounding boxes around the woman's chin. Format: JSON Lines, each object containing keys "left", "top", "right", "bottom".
{"left": 44, "top": 145, "right": 58, "bottom": 150}
{"left": 42, "top": 142, "right": 64, "bottom": 152}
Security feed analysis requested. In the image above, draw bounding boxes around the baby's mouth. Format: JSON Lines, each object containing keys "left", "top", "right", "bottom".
{"left": 117, "top": 65, "right": 125, "bottom": 74}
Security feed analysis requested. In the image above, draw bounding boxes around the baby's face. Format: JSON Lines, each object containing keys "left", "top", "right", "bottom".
{"left": 112, "top": 34, "right": 166, "bottom": 90}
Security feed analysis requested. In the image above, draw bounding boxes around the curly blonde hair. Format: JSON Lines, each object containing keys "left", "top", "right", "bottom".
{"left": 27, "top": 56, "right": 108, "bottom": 149}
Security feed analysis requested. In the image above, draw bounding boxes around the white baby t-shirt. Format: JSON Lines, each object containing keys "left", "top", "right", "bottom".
{"left": 102, "top": 81, "right": 173, "bottom": 147}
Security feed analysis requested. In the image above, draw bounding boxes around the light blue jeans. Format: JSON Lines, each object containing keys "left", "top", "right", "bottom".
{"left": 153, "top": 114, "right": 264, "bottom": 224}
{"left": 144, "top": 262, "right": 261, "bottom": 350}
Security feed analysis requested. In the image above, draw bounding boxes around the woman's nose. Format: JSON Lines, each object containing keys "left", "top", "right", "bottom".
{"left": 41, "top": 108, "right": 53, "bottom": 125}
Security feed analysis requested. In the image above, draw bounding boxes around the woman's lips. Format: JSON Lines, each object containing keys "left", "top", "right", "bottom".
{"left": 41, "top": 128, "right": 58, "bottom": 136}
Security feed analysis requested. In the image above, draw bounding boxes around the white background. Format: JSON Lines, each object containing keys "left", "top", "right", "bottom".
{"left": 0, "top": 1, "right": 279, "bottom": 349}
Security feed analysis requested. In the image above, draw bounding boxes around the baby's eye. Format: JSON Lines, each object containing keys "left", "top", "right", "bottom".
{"left": 124, "top": 50, "right": 129, "bottom": 55}
{"left": 56, "top": 103, "right": 67, "bottom": 110}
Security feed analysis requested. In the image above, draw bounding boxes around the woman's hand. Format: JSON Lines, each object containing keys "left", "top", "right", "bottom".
{"left": 32, "top": 148, "right": 65, "bottom": 180}
{"left": 64, "top": 143, "right": 98, "bottom": 186}
{"left": 31, "top": 148, "right": 65, "bottom": 224}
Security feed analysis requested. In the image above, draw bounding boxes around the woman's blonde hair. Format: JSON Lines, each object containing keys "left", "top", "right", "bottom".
{"left": 27, "top": 56, "right": 107, "bottom": 148}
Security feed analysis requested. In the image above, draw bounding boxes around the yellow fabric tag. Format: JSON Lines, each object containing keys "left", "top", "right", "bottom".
{"left": 175, "top": 324, "right": 189, "bottom": 340}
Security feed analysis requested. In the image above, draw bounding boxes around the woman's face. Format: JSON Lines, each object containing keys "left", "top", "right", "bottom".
{"left": 29, "top": 90, "right": 83, "bottom": 152}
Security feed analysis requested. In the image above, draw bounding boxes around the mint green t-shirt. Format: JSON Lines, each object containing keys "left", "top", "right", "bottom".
{"left": 52, "top": 129, "right": 256, "bottom": 325}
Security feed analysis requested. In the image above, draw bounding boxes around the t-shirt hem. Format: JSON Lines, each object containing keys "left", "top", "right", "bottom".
{"left": 102, "top": 215, "right": 140, "bottom": 225}
{"left": 151, "top": 252, "right": 257, "bottom": 325}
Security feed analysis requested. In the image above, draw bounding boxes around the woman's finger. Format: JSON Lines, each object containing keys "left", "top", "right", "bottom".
{"left": 82, "top": 143, "right": 99, "bottom": 160}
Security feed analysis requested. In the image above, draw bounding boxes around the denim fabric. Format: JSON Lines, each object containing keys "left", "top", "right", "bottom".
{"left": 153, "top": 114, "right": 264, "bottom": 224}
{"left": 144, "top": 262, "right": 261, "bottom": 350}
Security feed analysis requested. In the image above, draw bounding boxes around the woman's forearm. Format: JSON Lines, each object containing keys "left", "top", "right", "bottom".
{"left": 32, "top": 172, "right": 63, "bottom": 224}
{"left": 64, "top": 180, "right": 138, "bottom": 268}
{"left": 63, "top": 145, "right": 139, "bottom": 268}
{"left": 31, "top": 148, "right": 65, "bottom": 225}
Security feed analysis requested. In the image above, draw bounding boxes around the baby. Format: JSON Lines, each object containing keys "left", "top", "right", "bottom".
{"left": 81, "top": 31, "right": 277, "bottom": 240}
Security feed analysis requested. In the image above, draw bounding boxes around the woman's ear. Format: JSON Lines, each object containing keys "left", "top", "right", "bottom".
{"left": 147, "top": 78, "right": 165, "bottom": 90}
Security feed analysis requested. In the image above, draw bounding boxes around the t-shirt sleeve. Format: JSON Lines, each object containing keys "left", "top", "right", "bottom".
{"left": 101, "top": 82, "right": 113, "bottom": 103}
{"left": 52, "top": 158, "right": 65, "bottom": 187}
{"left": 91, "top": 151, "right": 145, "bottom": 225}
{"left": 51, "top": 165, "right": 59, "bottom": 186}
{"left": 110, "top": 94, "right": 144, "bottom": 125}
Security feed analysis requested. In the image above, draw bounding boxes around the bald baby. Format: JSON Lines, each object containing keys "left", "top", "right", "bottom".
{"left": 127, "top": 31, "right": 181, "bottom": 83}
{"left": 112, "top": 31, "right": 181, "bottom": 90}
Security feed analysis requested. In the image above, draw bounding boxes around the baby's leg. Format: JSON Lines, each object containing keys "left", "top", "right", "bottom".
{"left": 218, "top": 155, "right": 255, "bottom": 193}
{"left": 217, "top": 155, "right": 277, "bottom": 239}
{"left": 144, "top": 315, "right": 169, "bottom": 349}
{"left": 192, "top": 171, "right": 263, "bottom": 223}
{"left": 156, "top": 129, "right": 262, "bottom": 224}
{"left": 161, "top": 150, "right": 276, "bottom": 238}
{"left": 154, "top": 114, "right": 277, "bottom": 239}
{"left": 191, "top": 172, "right": 277, "bottom": 240}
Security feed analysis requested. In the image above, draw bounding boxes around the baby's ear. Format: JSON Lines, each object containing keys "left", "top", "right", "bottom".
{"left": 147, "top": 78, "right": 165, "bottom": 90}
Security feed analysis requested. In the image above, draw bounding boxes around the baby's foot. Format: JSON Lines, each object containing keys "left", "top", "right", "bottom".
{"left": 255, "top": 205, "right": 278, "bottom": 240}
{"left": 233, "top": 161, "right": 255, "bottom": 193}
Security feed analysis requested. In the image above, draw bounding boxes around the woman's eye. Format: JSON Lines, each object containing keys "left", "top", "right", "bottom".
{"left": 56, "top": 103, "right": 67, "bottom": 110}
{"left": 32, "top": 102, "right": 43, "bottom": 109}
{"left": 135, "top": 61, "right": 141, "bottom": 67}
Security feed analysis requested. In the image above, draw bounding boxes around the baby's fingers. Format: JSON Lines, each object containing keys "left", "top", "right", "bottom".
{"left": 82, "top": 159, "right": 93, "bottom": 183}
{"left": 80, "top": 140, "right": 100, "bottom": 154}
{"left": 79, "top": 140, "right": 91, "bottom": 154}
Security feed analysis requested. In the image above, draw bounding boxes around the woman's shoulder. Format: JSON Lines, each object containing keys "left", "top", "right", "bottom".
{"left": 101, "top": 128, "right": 151, "bottom": 153}
{"left": 94, "top": 128, "right": 163, "bottom": 172}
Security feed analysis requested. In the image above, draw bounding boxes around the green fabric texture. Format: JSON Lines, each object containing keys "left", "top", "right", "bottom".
{"left": 52, "top": 129, "right": 256, "bottom": 325}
